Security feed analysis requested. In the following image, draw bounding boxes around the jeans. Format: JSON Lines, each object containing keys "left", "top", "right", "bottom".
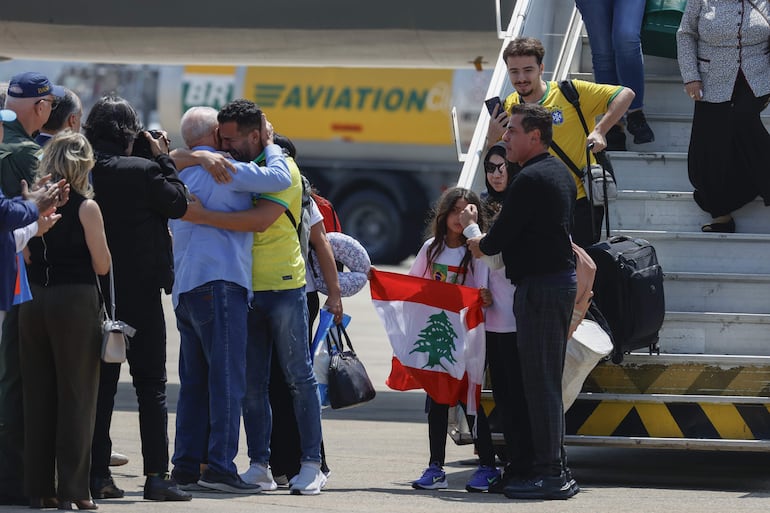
{"left": 242, "top": 287, "right": 322, "bottom": 466}
{"left": 514, "top": 274, "right": 576, "bottom": 477}
{"left": 172, "top": 281, "right": 249, "bottom": 477}
{"left": 575, "top": 0, "right": 646, "bottom": 110}
{"left": 267, "top": 289, "right": 329, "bottom": 479}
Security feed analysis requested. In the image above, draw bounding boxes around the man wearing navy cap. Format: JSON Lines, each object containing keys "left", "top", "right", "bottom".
{"left": 1, "top": 72, "right": 64, "bottom": 196}
{"left": 0, "top": 72, "right": 63, "bottom": 506}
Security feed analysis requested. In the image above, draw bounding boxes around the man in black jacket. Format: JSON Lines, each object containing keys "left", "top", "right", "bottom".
{"left": 85, "top": 96, "right": 191, "bottom": 502}
{"left": 468, "top": 103, "right": 578, "bottom": 500}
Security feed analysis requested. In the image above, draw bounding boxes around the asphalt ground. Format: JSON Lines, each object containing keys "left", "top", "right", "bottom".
{"left": 2, "top": 264, "right": 769, "bottom": 513}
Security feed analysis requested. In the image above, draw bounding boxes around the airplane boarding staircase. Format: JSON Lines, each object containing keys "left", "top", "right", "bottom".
{"left": 453, "top": 0, "right": 770, "bottom": 451}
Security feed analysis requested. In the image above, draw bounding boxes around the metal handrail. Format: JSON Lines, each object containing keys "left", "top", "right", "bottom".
{"left": 456, "top": 0, "right": 530, "bottom": 188}
{"left": 455, "top": 2, "right": 585, "bottom": 190}
{"left": 551, "top": 7, "right": 584, "bottom": 82}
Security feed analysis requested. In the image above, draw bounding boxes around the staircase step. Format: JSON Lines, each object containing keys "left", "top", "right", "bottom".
{"left": 610, "top": 192, "right": 770, "bottom": 234}
{"left": 608, "top": 152, "right": 691, "bottom": 191}
{"left": 664, "top": 272, "right": 770, "bottom": 315}
{"left": 607, "top": 230, "right": 770, "bottom": 274}
{"left": 585, "top": 353, "right": 770, "bottom": 395}
{"left": 660, "top": 312, "right": 770, "bottom": 355}
{"left": 574, "top": 37, "right": 770, "bottom": 363}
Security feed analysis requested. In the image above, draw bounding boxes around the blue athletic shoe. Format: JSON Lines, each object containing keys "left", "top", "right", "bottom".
{"left": 412, "top": 463, "right": 447, "bottom": 490}
{"left": 465, "top": 465, "right": 502, "bottom": 492}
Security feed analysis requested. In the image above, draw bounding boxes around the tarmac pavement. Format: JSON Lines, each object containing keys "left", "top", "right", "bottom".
{"left": 2, "top": 264, "right": 770, "bottom": 513}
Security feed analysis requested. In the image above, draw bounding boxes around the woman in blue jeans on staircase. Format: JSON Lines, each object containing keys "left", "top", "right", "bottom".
{"left": 575, "top": 0, "right": 655, "bottom": 150}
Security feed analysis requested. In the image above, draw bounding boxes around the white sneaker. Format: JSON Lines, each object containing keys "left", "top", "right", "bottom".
{"left": 109, "top": 451, "right": 129, "bottom": 466}
{"left": 289, "top": 463, "right": 326, "bottom": 495}
{"left": 288, "top": 468, "right": 330, "bottom": 487}
{"left": 322, "top": 469, "right": 331, "bottom": 489}
{"left": 240, "top": 463, "right": 278, "bottom": 491}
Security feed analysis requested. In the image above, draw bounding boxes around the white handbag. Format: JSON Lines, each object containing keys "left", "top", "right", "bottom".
{"left": 96, "top": 263, "right": 136, "bottom": 363}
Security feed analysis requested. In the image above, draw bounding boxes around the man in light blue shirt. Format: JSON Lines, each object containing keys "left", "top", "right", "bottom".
{"left": 169, "top": 106, "right": 290, "bottom": 494}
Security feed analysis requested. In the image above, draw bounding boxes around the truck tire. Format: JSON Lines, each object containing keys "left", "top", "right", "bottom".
{"left": 337, "top": 190, "right": 407, "bottom": 264}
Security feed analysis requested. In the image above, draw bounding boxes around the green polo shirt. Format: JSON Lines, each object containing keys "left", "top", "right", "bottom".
{"left": 0, "top": 119, "right": 43, "bottom": 197}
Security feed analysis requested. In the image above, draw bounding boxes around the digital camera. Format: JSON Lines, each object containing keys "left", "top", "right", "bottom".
{"left": 131, "top": 129, "right": 164, "bottom": 159}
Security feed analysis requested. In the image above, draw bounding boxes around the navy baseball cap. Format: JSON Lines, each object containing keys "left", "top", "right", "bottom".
{"left": 7, "top": 72, "right": 65, "bottom": 99}
{"left": 0, "top": 109, "right": 16, "bottom": 122}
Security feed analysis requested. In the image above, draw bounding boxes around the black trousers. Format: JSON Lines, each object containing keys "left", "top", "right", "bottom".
{"left": 426, "top": 396, "right": 495, "bottom": 468}
{"left": 689, "top": 72, "right": 770, "bottom": 218}
{"left": 0, "top": 306, "right": 24, "bottom": 500}
{"left": 486, "top": 331, "right": 534, "bottom": 474}
{"left": 91, "top": 283, "right": 170, "bottom": 478}
{"left": 514, "top": 276, "right": 576, "bottom": 477}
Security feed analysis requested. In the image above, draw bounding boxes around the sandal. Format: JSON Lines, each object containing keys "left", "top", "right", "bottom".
{"left": 57, "top": 499, "right": 98, "bottom": 510}
{"left": 701, "top": 218, "right": 735, "bottom": 233}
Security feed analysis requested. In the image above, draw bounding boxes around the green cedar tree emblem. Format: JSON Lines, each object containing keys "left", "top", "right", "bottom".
{"left": 409, "top": 310, "right": 458, "bottom": 371}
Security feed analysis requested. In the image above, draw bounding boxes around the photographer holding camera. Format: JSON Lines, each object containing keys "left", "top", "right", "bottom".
{"left": 84, "top": 95, "right": 191, "bottom": 502}
{"left": 131, "top": 128, "right": 170, "bottom": 159}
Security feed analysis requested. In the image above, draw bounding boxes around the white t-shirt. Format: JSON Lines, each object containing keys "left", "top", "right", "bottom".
{"left": 304, "top": 198, "right": 325, "bottom": 294}
{"left": 409, "top": 237, "right": 487, "bottom": 288}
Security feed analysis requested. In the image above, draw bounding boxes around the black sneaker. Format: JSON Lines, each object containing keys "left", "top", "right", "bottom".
{"left": 564, "top": 467, "right": 580, "bottom": 496}
{"left": 170, "top": 468, "right": 206, "bottom": 492}
{"left": 197, "top": 469, "right": 262, "bottom": 494}
{"left": 90, "top": 475, "right": 125, "bottom": 499}
{"left": 144, "top": 474, "right": 192, "bottom": 501}
{"left": 606, "top": 124, "right": 627, "bottom": 151}
{"left": 626, "top": 110, "right": 655, "bottom": 144}
{"left": 488, "top": 467, "right": 527, "bottom": 494}
{"left": 503, "top": 472, "right": 577, "bottom": 500}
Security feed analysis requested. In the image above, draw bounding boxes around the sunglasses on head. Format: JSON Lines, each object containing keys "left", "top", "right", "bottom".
{"left": 36, "top": 98, "right": 60, "bottom": 110}
{"left": 484, "top": 161, "right": 506, "bottom": 174}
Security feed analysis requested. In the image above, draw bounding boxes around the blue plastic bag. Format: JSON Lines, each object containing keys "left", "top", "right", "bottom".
{"left": 312, "top": 308, "right": 351, "bottom": 408}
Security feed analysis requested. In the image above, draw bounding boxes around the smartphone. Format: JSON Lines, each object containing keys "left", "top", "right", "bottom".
{"left": 485, "top": 96, "right": 502, "bottom": 115}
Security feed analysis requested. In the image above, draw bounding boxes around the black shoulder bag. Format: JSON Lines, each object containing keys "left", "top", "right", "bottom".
{"left": 326, "top": 324, "right": 376, "bottom": 409}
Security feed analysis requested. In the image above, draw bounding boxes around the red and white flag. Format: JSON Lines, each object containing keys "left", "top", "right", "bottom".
{"left": 369, "top": 269, "right": 486, "bottom": 415}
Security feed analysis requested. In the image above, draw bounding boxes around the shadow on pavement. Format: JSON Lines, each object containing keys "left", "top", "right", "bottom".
{"left": 114, "top": 383, "right": 428, "bottom": 424}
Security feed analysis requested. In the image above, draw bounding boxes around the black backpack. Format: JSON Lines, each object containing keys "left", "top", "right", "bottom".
{"left": 284, "top": 174, "right": 313, "bottom": 260}
{"left": 586, "top": 236, "right": 665, "bottom": 364}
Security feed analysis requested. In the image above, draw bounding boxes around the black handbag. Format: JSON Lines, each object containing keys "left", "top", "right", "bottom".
{"left": 326, "top": 324, "right": 376, "bottom": 409}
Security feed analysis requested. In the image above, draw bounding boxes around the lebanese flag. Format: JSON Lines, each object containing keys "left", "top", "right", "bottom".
{"left": 370, "top": 269, "right": 486, "bottom": 415}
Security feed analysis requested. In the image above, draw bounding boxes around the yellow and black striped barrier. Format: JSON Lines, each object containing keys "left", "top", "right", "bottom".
{"left": 480, "top": 357, "right": 770, "bottom": 445}
{"left": 565, "top": 396, "right": 770, "bottom": 439}
{"left": 582, "top": 359, "right": 770, "bottom": 397}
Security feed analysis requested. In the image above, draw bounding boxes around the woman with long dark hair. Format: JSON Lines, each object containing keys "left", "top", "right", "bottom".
{"left": 84, "top": 96, "right": 191, "bottom": 502}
